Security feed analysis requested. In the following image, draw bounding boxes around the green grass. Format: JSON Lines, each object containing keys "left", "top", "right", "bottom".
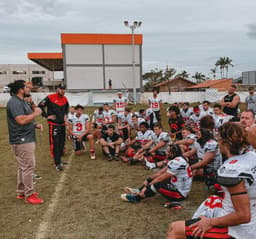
{"left": 0, "top": 105, "right": 208, "bottom": 239}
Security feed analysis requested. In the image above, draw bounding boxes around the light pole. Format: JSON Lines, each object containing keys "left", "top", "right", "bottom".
{"left": 124, "top": 20, "right": 142, "bottom": 104}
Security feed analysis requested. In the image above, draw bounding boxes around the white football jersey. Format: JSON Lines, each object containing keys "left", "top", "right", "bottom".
{"left": 103, "top": 110, "right": 116, "bottom": 124}
{"left": 148, "top": 96, "right": 162, "bottom": 111}
{"left": 192, "top": 195, "right": 225, "bottom": 219}
{"left": 188, "top": 113, "right": 203, "bottom": 128}
{"left": 200, "top": 107, "right": 214, "bottom": 118}
{"left": 152, "top": 132, "right": 170, "bottom": 152}
{"left": 135, "top": 130, "right": 155, "bottom": 145}
{"left": 194, "top": 139, "right": 222, "bottom": 171}
{"left": 145, "top": 108, "right": 158, "bottom": 124}
{"left": 92, "top": 110, "right": 104, "bottom": 125}
{"left": 113, "top": 96, "right": 127, "bottom": 113}
{"left": 217, "top": 151, "right": 256, "bottom": 238}
{"left": 68, "top": 114, "right": 90, "bottom": 135}
{"left": 167, "top": 156, "right": 193, "bottom": 197}
{"left": 213, "top": 113, "right": 233, "bottom": 129}
{"left": 118, "top": 113, "right": 132, "bottom": 126}
{"left": 180, "top": 108, "right": 193, "bottom": 121}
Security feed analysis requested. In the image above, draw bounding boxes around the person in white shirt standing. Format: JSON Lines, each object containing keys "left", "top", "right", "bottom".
{"left": 68, "top": 105, "right": 95, "bottom": 159}
{"left": 113, "top": 91, "right": 127, "bottom": 115}
{"left": 148, "top": 87, "right": 163, "bottom": 123}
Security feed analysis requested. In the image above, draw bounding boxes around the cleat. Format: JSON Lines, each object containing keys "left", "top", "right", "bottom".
{"left": 90, "top": 150, "right": 96, "bottom": 159}
{"left": 121, "top": 194, "right": 141, "bottom": 203}
{"left": 124, "top": 187, "right": 140, "bottom": 195}
{"left": 17, "top": 192, "right": 39, "bottom": 200}
{"left": 55, "top": 164, "right": 64, "bottom": 171}
{"left": 25, "top": 193, "right": 44, "bottom": 204}
{"left": 107, "top": 154, "right": 113, "bottom": 161}
{"left": 113, "top": 154, "right": 120, "bottom": 161}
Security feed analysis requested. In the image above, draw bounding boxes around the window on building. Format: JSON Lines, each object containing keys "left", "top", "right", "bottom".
{"left": 32, "top": 71, "right": 45, "bottom": 74}
{"left": 12, "top": 71, "right": 26, "bottom": 75}
{"left": 0, "top": 71, "right": 7, "bottom": 75}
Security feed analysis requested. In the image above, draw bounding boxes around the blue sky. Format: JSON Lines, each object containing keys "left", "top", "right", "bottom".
{"left": 0, "top": 0, "right": 256, "bottom": 79}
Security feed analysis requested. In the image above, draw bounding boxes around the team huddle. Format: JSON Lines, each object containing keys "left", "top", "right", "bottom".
{"left": 6, "top": 80, "right": 256, "bottom": 238}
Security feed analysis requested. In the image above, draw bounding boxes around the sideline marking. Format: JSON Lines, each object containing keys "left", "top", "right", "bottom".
{"left": 35, "top": 153, "right": 73, "bottom": 239}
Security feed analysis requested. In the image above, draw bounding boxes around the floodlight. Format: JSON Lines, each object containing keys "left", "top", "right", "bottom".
{"left": 124, "top": 21, "right": 129, "bottom": 27}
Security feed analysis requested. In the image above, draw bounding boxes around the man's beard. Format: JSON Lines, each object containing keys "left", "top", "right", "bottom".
{"left": 23, "top": 92, "right": 31, "bottom": 98}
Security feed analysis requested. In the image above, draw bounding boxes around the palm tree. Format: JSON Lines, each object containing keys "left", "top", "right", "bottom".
{"left": 215, "top": 57, "right": 233, "bottom": 78}
{"left": 176, "top": 70, "right": 189, "bottom": 80}
{"left": 224, "top": 57, "right": 233, "bottom": 78}
{"left": 210, "top": 68, "right": 217, "bottom": 80}
{"left": 192, "top": 72, "right": 206, "bottom": 84}
{"left": 215, "top": 57, "right": 226, "bottom": 78}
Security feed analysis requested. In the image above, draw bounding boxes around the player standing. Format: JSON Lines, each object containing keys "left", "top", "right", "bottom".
{"left": 148, "top": 87, "right": 163, "bottom": 122}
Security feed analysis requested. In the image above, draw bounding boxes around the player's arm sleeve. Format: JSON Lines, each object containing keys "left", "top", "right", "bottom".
{"left": 38, "top": 96, "right": 49, "bottom": 118}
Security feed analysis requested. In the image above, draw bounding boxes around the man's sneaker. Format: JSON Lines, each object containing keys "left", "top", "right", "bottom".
{"left": 107, "top": 154, "right": 113, "bottom": 161}
{"left": 55, "top": 164, "right": 64, "bottom": 171}
{"left": 25, "top": 193, "right": 44, "bottom": 204}
{"left": 121, "top": 194, "right": 141, "bottom": 203}
{"left": 33, "top": 174, "right": 42, "bottom": 180}
{"left": 61, "top": 161, "right": 68, "bottom": 166}
{"left": 17, "top": 192, "right": 39, "bottom": 200}
{"left": 145, "top": 160, "right": 157, "bottom": 170}
{"left": 124, "top": 187, "right": 140, "bottom": 195}
{"left": 113, "top": 154, "right": 120, "bottom": 161}
{"left": 90, "top": 150, "right": 96, "bottom": 159}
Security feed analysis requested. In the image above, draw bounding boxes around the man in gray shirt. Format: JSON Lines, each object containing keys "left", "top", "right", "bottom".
{"left": 7, "top": 80, "right": 44, "bottom": 204}
{"left": 245, "top": 87, "right": 256, "bottom": 114}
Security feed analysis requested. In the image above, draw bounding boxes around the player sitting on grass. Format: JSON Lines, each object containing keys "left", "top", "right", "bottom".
{"left": 121, "top": 144, "right": 193, "bottom": 207}
{"left": 100, "top": 125, "right": 123, "bottom": 161}
{"left": 120, "top": 122, "right": 154, "bottom": 164}
{"left": 144, "top": 124, "right": 170, "bottom": 169}
{"left": 68, "top": 104, "right": 95, "bottom": 159}
{"left": 117, "top": 107, "right": 132, "bottom": 141}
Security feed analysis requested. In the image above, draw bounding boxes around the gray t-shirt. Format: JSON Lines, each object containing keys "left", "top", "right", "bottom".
{"left": 245, "top": 94, "right": 256, "bottom": 113}
{"left": 7, "top": 95, "right": 35, "bottom": 144}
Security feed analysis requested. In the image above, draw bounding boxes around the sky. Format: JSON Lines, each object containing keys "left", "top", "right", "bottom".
{"left": 1, "top": 0, "right": 256, "bottom": 79}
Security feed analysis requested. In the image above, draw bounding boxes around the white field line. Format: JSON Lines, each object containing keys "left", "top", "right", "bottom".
{"left": 35, "top": 153, "right": 73, "bottom": 239}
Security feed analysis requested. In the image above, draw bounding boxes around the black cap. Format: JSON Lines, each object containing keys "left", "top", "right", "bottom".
{"left": 57, "top": 83, "right": 66, "bottom": 89}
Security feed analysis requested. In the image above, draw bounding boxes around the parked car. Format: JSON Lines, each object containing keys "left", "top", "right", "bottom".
{"left": 3, "top": 85, "right": 10, "bottom": 93}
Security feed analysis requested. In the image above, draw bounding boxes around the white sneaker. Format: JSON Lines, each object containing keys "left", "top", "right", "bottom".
{"left": 124, "top": 187, "right": 140, "bottom": 195}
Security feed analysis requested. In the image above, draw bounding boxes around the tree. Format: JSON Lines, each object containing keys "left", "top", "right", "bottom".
{"left": 192, "top": 72, "right": 206, "bottom": 83}
{"left": 176, "top": 70, "right": 189, "bottom": 80}
{"left": 210, "top": 68, "right": 217, "bottom": 80}
{"left": 224, "top": 57, "right": 233, "bottom": 78}
{"left": 143, "top": 68, "right": 164, "bottom": 91}
{"left": 215, "top": 57, "right": 226, "bottom": 78}
{"left": 215, "top": 57, "right": 233, "bottom": 78}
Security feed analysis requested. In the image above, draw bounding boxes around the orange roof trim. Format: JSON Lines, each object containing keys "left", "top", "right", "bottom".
{"left": 27, "top": 52, "right": 63, "bottom": 59}
{"left": 61, "top": 33, "right": 143, "bottom": 45}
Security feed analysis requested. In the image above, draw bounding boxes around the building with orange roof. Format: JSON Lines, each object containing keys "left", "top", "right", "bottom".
{"left": 186, "top": 78, "right": 234, "bottom": 91}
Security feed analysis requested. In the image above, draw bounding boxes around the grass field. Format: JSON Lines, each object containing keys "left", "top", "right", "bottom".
{"left": 0, "top": 105, "right": 208, "bottom": 239}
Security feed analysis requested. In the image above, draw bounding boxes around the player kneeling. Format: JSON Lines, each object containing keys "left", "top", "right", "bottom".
{"left": 68, "top": 104, "right": 95, "bottom": 159}
{"left": 121, "top": 144, "right": 193, "bottom": 207}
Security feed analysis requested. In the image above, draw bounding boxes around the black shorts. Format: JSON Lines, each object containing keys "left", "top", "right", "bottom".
{"left": 185, "top": 218, "right": 235, "bottom": 239}
{"left": 72, "top": 134, "right": 90, "bottom": 151}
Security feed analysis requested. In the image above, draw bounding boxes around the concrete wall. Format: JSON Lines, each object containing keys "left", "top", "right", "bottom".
{"left": 0, "top": 64, "right": 54, "bottom": 89}
{"left": 0, "top": 91, "right": 250, "bottom": 107}
{"left": 64, "top": 44, "right": 142, "bottom": 90}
